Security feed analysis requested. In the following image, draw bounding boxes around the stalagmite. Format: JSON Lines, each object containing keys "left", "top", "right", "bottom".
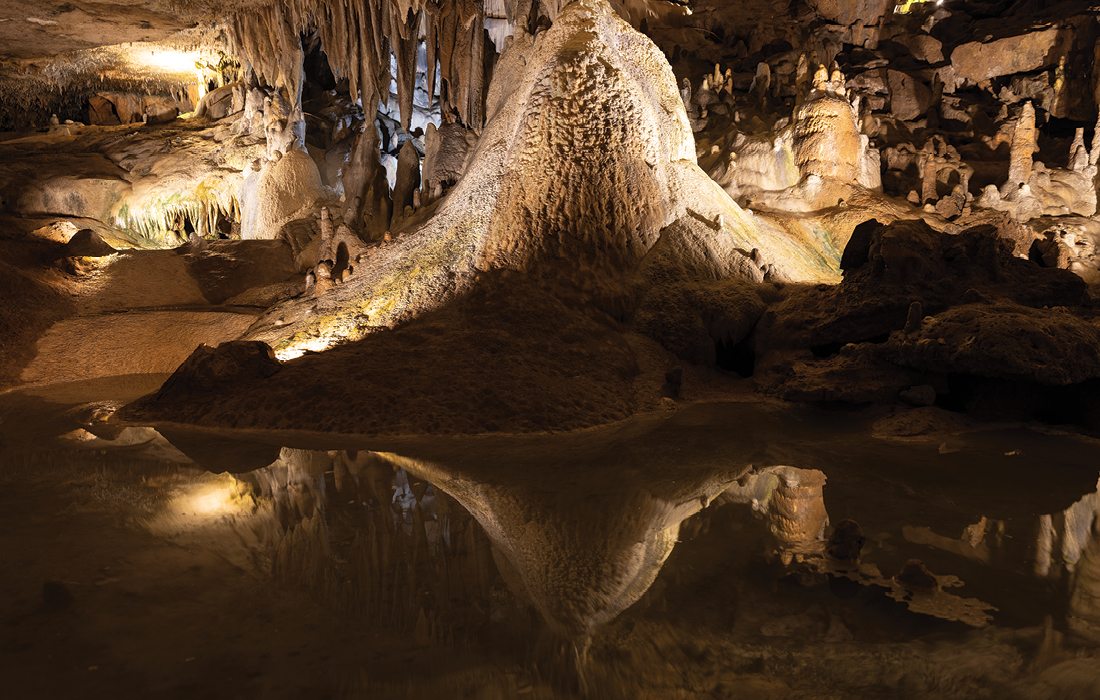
{"left": 1091, "top": 113, "right": 1100, "bottom": 167}
{"left": 319, "top": 207, "right": 334, "bottom": 259}
{"left": 1006, "top": 101, "right": 1037, "bottom": 191}
{"left": 750, "top": 62, "right": 771, "bottom": 106}
{"left": 421, "top": 121, "right": 476, "bottom": 203}
{"left": 679, "top": 77, "right": 692, "bottom": 114}
{"left": 391, "top": 139, "right": 421, "bottom": 224}
{"left": 1071, "top": 128, "right": 1089, "bottom": 172}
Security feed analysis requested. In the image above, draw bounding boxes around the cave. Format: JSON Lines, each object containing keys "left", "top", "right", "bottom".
{"left": 2, "top": 0, "right": 1100, "bottom": 697}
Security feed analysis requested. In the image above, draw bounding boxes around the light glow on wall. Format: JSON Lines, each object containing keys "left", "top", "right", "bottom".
{"left": 128, "top": 48, "right": 204, "bottom": 75}
{"left": 171, "top": 477, "right": 248, "bottom": 521}
{"left": 121, "top": 45, "right": 215, "bottom": 100}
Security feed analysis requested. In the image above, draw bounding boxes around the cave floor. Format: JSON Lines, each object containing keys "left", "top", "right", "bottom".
{"left": 2, "top": 378, "right": 1100, "bottom": 699}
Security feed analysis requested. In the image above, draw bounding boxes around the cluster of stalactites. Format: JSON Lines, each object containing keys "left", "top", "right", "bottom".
{"left": 225, "top": 0, "right": 674, "bottom": 132}
{"left": 116, "top": 191, "right": 241, "bottom": 247}
{"left": 227, "top": 0, "right": 501, "bottom": 130}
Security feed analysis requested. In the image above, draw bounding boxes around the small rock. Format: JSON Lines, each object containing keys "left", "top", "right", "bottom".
{"left": 895, "top": 559, "right": 939, "bottom": 592}
{"left": 63, "top": 229, "right": 116, "bottom": 258}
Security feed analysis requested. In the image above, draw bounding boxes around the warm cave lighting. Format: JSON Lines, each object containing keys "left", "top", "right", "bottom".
{"left": 894, "top": 0, "right": 938, "bottom": 12}
{"left": 172, "top": 478, "right": 246, "bottom": 521}
{"left": 128, "top": 47, "right": 204, "bottom": 75}
{"left": 276, "top": 335, "right": 341, "bottom": 361}
{"left": 190, "top": 485, "right": 237, "bottom": 516}
{"left": 124, "top": 46, "right": 212, "bottom": 99}
{"left": 6, "top": 0, "right": 1100, "bottom": 697}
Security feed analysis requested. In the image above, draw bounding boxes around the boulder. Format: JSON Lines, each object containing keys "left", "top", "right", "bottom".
{"left": 154, "top": 341, "right": 282, "bottom": 398}
{"left": 87, "top": 95, "right": 120, "bottom": 126}
{"left": 849, "top": 67, "right": 889, "bottom": 95}
{"left": 142, "top": 96, "right": 179, "bottom": 124}
{"left": 888, "top": 70, "right": 932, "bottom": 121}
{"left": 889, "top": 303, "right": 1100, "bottom": 386}
{"left": 100, "top": 92, "right": 144, "bottom": 124}
{"left": 757, "top": 219, "right": 1088, "bottom": 352}
{"left": 897, "top": 33, "right": 944, "bottom": 64}
{"left": 951, "top": 27, "right": 1066, "bottom": 84}
{"left": 807, "top": 0, "right": 892, "bottom": 27}
{"left": 240, "top": 149, "right": 327, "bottom": 240}
{"left": 62, "top": 229, "right": 116, "bottom": 257}
{"left": 199, "top": 84, "right": 237, "bottom": 120}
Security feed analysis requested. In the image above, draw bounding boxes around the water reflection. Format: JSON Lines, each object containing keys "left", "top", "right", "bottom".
{"left": 140, "top": 416, "right": 1100, "bottom": 645}
{"left": 6, "top": 392, "right": 1100, "bottom": 697}
{"left": 245, "top": 448, "right": 499, "bottom": 640}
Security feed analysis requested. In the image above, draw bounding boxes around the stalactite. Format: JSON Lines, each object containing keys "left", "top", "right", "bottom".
{"left": 392, "top": 9, "right": 421, "bottom": 131}
{"left": 225, "top": 0, "right": 499, "bottom": 129}
{"left": 115, "top": 189, "right": 242, "bottom": 247}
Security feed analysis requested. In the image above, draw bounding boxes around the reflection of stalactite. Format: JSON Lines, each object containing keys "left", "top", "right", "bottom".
{"left": 1069, "top": 518, "right": 1100, "bottom": 642}
{"left": 239, "top": 448, "right": 499, "bottom": 641}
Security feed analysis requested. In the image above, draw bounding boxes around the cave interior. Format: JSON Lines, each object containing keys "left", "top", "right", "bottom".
{"left": 3, "top": 0, "right": 1100, "bottom": 697}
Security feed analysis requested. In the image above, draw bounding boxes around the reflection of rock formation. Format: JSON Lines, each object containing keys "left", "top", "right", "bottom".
{"left": 148, "top": 403, "right": 1098, "bottom": 636}
{"left": 381, "top": 452, "right": 747, "bottom": 640}
{"left": 723, "top": 466, "right": 829, "bottom": 563}
{"left": 1069, "top": 516, "right": 1100, "bottom": 642}
{"left": 727, "top": 464, "right": 996, "bottom": 627}
{"left": 162, "top": 423, "right": 751, "bottom": 644}
{"left": 1036, "top": 480, "right": 1100, "bottom": 580}
{"left": 903, "top": 476, "right": 1100, "bottom": 633}
{"left": 903, "top": 478, "right": 1100, "bottom": 582}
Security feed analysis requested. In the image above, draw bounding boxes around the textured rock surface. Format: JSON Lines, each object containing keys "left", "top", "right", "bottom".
{"left": 890, "top": 303, "right": 1100, "bottom": 386}
{"left": 154, "top": 340, "right": 282, "bottom": 396}
{"left": 3, "top": 0, "right": 1100, "bottom": 440}
{"left": 20, "top": 310, "right": 257, "bottom": 385}
{"left": 62, "top": 228, "right": 116, "bottom": 257}
{"left": 950, "top": 27, "right": 1067, "bottom": 85}
{"left": 887, "top": 70, "right": 932, "bottom": 122}
{"left": 240, "top": 148, "right": 327, "bottom": 240}
{"left": 242, "top": 0, "right": 838, "bottom": 358}
{"left": 757, "top": 219, "right": 1087, "bottom": 354}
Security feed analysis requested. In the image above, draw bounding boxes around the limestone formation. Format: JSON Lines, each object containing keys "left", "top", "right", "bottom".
{"left": 240, "top": 148, "right": 328, "bottom": 241}
{"left": 1006, "top": 101, "right": 1037, "bottom": 191}
{"left": 390, "top": 139, "right": 421, "bottom": 224}
{"left": 712, "top": 62, "right": 882, "bottom": 211}
{"left": 236, "top": 0, "right": 845, "bottom": 363}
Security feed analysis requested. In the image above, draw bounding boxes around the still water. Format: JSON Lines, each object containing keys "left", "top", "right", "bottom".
{"left": 2, "top": 377, "right": 1099, "bottom": 698}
